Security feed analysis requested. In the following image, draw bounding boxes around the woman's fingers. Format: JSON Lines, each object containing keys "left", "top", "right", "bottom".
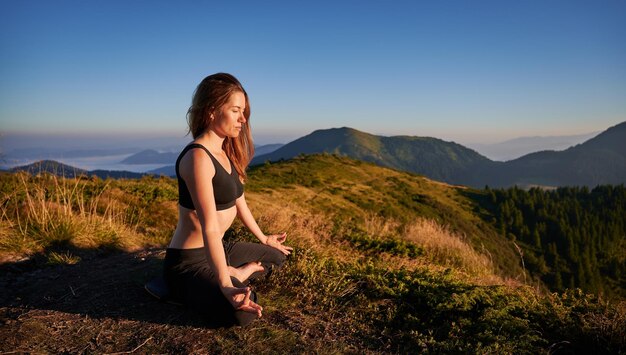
{"left": 266, "top": 234, "right": 293, "bottom": 255}
{"left": 242, "top": 288, "right": 251, "bottom": 305}
{"left": 224, "top": 286, "right": 263, "bottom": 316}
{"left": 239, "top": 301, "right": 263, "bottom": 317}
{"left": 237, "top": 291, "right": 263, "bottom": 317}
{"left": 278, "top": 245, "right": 291, "bottom": 255}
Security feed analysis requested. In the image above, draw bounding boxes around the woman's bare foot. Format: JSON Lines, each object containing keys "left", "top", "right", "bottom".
{"left": 229, "top": 262, "right": 264, "bottom": 283}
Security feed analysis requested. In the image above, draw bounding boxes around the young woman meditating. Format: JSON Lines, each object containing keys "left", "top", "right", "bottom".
{"left": 162, "top": 73, "right": 291, "bottom": 327}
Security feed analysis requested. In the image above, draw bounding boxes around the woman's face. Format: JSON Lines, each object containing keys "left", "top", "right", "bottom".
{"left": 211, "top": 91, "right": 247, "bottom": 138}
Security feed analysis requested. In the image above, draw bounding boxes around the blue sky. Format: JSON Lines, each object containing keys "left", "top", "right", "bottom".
{"left": 1, "top": 0, "right": 625, "bottom": 145}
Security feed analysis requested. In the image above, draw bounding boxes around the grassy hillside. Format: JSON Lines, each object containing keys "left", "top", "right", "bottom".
{"left": 1, "top": 156, "right": 624, "bottom": 353}
{"left": 248, "top": 154, "right": 521, "bottom": 278}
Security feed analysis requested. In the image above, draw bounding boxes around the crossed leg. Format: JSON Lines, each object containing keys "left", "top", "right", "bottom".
{"left": 225, "top": 241, "right": 287, "bottom": 284}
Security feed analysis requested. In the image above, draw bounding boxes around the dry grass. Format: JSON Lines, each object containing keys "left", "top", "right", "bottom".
{"left": 2, "top": 171, "right": 504, "bottom": 285}
{"left": 247, "top": 190, "right": 505, "bottom": 285}
{"left": 0, "top": 173, "right": 145, "bottom": 260}
{"left": 402, "top": 218, "right": 495, "bottom": 277}
{"left": 249, "top": 195, "right": 331, "bottom": 244}
{"left": 247, "top": 191, "right": 362, "bottom": 266}
{"left": 351, "top": 212, "right": 498, "bottom": 279}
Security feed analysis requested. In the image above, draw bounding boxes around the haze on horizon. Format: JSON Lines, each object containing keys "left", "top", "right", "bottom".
{"left": 1, "top": 1, "right": 625, "bottom": 147}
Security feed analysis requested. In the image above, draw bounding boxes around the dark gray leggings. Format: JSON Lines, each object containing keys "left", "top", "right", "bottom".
{"left": 163, "top": 240, "right": 286, "bottom": 327}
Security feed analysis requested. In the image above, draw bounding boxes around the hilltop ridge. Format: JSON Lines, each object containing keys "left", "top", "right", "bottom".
{"left": 251, "top": 127, "right": 491, "bottom": 185}
{"left": 252, "top": 122, "right": 626, "bottom": 187}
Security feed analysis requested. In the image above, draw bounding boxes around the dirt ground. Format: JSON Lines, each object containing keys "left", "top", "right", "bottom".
{"left": 0, "top": 249, "right": 316, "bottom": 354}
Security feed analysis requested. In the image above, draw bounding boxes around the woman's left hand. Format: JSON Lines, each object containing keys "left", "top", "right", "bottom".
{"left": 265, "top": 232, "right": 293, "bottom": 255}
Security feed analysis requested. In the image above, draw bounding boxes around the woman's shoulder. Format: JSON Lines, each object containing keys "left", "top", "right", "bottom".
{"left": 178, "top": 144, "right": 216, "bottom": 179}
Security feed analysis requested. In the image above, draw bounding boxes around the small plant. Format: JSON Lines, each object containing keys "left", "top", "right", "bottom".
{"left": 46, "top": 250, "right": 81, "bottom": 265}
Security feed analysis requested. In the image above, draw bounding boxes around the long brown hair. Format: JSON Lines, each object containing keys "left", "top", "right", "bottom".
{"left": 186, "top": 73, "right": 254, "bottom": 181}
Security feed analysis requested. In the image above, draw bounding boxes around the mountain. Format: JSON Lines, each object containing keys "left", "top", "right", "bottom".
{"left": 251, "top": 127, "right": 491, "bottom": 186}
{"left": 11, "top": 160, "right": 146, "bottom": 179}
{"left": 11, "top": 160, "right": 88, "bottom": 178}
{"left": 147, "top": 164, "right": 175, "bottom": 177}
{"left": 254, "top": 143, "right": 283, "bottom": 156}
{"left": 119, "top": 149, "right": 178, "bottom": 164}
{"left": 251, "top": 123, "right": 626, "bottom": 188}
{"left": 468, "top": 132, "right": 599, "bottom": 161}
{"left": 484, "top": 121, "right": 626, "bottom": 187}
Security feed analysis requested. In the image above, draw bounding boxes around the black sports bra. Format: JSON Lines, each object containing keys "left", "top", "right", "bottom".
{"left": 175, "top": 143, "right": 244, "bottom": 211}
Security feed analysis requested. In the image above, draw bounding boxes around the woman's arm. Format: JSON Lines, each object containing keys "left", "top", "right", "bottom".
{"left": 235, "top": 193, "right": 293, "bottom": 255}
{"left": 181, "top": 149, "right": 262, "bottom": 315}
{"left": 235, "top": 193, "right": 267, "bottom": 244}
{"left": 183, "top": 149, "right": 231, "bottom": 287}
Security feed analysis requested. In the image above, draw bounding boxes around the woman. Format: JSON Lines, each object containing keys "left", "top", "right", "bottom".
{"left": 163, "top": 73, "right": 292, "bottom": 327}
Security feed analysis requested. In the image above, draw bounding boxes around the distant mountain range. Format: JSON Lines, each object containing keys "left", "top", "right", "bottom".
{"left": 468, "top": 132, "right": 599, "bottom": 161}
{"left": 119, "top": 150, "right": 178, "bottom": 164}
{"left": 117, "top": 143, "right": 285, "bottom": 166}
{"left": 1, "top": 142, "right": 283, "bottom": 170}
{"left": 10, "top": 160, "right": 146, "bottom": 179}
{"left": 481, "top": 121, "right": 626, "bottom": 187}
{"left": 7, "top": 122, "right": 624, "bottom": 188}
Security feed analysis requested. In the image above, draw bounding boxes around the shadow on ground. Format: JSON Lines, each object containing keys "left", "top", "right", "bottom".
{"left": 0, "top": 247, "right": 210, "bottom": 327}
{"left": 0, "top": 248, "right": 252, "bottom": 353}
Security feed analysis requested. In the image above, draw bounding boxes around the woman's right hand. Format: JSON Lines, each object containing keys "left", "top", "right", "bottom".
{"left": 265, "top": 232, "right": 293, "bottom": 255}
{"left": 221, "top": 286, "right": 263, "bottom": 317}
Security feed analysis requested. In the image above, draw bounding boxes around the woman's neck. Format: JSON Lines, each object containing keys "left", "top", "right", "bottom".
{"left": 197, "top": 130, "right": 225, "bottom": 153}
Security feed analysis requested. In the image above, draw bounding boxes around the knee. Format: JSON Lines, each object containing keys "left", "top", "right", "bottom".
{"left": 234, "top": 311, "right": 258, "bottom": 327}
{"left": 265, "top": 247, "right": 287, "bottom": 267}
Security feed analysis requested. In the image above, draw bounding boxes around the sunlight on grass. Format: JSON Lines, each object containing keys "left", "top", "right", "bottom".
{"left": 402, "top": 218, "right": 494, "bottom": 277}
{"left": 0, "top": 173, "right": 146, "bottom": 257}
{"left": 1, "top": 156, "right": 624, "bottom": 353}
{"left": 46, "top": 250, "right": 81, "bottom": 265}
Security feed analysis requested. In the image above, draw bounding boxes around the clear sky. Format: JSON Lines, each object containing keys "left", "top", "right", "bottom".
{"left": 1, "top": 0, "right": 625, "bottom": 145}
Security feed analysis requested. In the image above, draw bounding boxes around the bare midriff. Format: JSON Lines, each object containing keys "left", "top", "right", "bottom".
{"left": 168, "top": 205, "right": 237, "bottom": 249}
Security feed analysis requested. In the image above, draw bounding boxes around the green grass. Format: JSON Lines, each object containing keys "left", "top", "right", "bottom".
{"left": 344, "top": 230, "right": 424, "bottom": 258}
{"left": 257, "top": 244, "right": 625, "bottom": 353}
